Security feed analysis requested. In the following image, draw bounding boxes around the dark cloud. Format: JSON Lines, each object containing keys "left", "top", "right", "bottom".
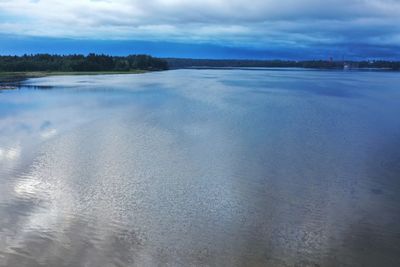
{"left": 0, "top": 0, "right": 399, "bottom": 59}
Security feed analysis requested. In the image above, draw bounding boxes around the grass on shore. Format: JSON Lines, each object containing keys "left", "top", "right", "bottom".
{"left": 0, "top": 70, "right": 148, "bottom": 86}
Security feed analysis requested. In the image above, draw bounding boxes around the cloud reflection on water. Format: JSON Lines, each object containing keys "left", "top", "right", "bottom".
{"left": 0, "top": 69, "right": 400, "bottom": 266}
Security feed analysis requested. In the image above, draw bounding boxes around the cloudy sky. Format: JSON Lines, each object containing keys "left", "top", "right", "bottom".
{"left": 0, "top": 0, "right": 399, "bottom": 59}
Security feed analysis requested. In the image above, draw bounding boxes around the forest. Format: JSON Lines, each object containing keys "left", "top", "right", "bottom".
{"left": 1, "top": 54, "right": 399, "bottom": 73}
{"left": 0, "top": 54, "right": 169, "bottom": 72}
{"left": 165, "top": 58, "right": 400, "bottom": 70}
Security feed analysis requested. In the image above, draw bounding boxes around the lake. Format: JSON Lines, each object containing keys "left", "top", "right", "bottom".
{"left": 0, "top": 69, "right": 400, "bottom": 267}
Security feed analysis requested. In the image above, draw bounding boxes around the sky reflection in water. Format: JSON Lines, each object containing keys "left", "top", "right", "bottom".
{"left": 0, "top": 69, "right": 400, "bottom": 267}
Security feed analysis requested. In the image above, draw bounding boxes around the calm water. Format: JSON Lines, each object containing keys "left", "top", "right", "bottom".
{"left": 0, "top": 69, "right": 400, "bottom": 267}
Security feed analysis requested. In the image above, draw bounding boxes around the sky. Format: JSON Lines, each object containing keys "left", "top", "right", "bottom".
{"left": 0, "top": 0, "right": 399, "bottom": 59}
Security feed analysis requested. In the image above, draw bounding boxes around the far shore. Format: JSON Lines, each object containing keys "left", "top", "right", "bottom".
{"left": 0, "top": 70, "right": 148, "bottom": 89}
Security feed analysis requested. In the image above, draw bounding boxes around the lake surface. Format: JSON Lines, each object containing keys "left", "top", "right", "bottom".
{"left": 0, "top": 69, "right": 400, "bottom": 267}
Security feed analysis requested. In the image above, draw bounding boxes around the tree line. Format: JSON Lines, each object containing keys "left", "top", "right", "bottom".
{"left": 0, "top": 54, "right": 169, "bottom": 72}
{"left": 165, "top": 58, "right": 400, "bottom": 70}
{"left": 1, "top": 55, "right": 399, "bottom": 72}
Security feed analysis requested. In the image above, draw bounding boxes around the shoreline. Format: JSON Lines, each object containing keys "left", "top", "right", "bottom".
{"left": 0, "top": 70, "right": 148, "bottom": 89}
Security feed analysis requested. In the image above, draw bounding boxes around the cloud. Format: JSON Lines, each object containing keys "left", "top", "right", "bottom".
{"left": 0, "top": 0, "right": 399, "bottom": 58}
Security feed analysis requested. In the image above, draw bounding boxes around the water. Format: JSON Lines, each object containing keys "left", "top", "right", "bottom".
{"left": 0, "top": 69, "right": 400, "bottom": 267}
